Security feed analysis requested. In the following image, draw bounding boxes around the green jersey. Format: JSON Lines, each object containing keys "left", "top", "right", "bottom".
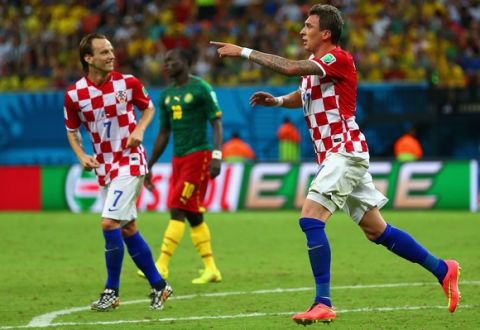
{"left": 159, "top": 75, "right": 222, "bottom": 156}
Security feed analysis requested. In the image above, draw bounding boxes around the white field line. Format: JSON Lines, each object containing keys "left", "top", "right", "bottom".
{"left": 4, "top": 280, "right": 476, "bottom": 329}
{"left": 1, "top": 305, "right": 474, "bottom": 329}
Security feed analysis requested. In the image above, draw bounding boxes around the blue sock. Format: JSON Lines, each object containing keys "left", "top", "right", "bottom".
{"left": 375, "top": 224, "right": 448, "bottom": 282}
{"left": 299, "top": 217, "right": 332, "bottom": 307}
{"left": 103, "top": 228, "right": 125, "bottom": 290}
{"left": 124, "top": 231, "right": 166, "bottom": 290}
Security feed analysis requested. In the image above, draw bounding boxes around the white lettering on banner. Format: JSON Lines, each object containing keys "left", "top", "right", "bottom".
{"left": 65, "top": 161, "right": 474, "bottom": 212}
{"left": 66, "top": 163, "right": 244, "bottom": 213}
{"left": 136, "top": 164, "right": 171, "bottom": 211}
{"left": 202, "top": 163, "right": 244, "bottom": 212}
{"left": 394, "top": 162, "right": 441, "bottom": 208}
{"left": 135, "top": 163, "right": 244, "bottom": 212}
{"left": 294, "top": 163, "right": 318, "bottom": 208}
{"left": 245, "top": 163, "right": 290, "bottom": 208}
{"left": 470, "top": 160, "right": 478, "bottom": 212}
{"left": 369, "top": 162, "right": 392, "bottom": 196}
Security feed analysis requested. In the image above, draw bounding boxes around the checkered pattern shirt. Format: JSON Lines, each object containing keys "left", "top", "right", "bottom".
{"left": 64, "top": 71, "right": 152, "bottom": 186}
{"left": 300, "top": 47, "right": 368, "bottom": 164}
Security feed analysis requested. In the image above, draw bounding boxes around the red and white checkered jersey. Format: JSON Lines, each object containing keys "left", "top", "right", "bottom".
{"left": 300, "top": 47, "right": 368, "bottom": 164}
{"left": 64, "top": 71, "right": 153, "bottom": 186}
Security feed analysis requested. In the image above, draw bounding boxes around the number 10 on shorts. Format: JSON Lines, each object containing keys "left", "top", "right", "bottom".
{"left": 180, "top": 181, "right": 195, "bottom": 204}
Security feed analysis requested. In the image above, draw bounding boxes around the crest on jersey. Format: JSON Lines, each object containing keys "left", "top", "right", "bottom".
{"left": 115, "top": 90, "right": 127, "bottom": 104}
{"left": 184, "top": 93, "right": 193, "bottom": 103}
{"left": 320, "top": 53, "right": 336, "bottom": 66}
{"left": 165, "top": 96, "right": 171, "bottom": 105}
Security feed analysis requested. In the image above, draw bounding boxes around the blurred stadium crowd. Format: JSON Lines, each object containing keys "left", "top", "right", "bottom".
{"left": 1, "top": 0, "right": 480, "bottom": 91}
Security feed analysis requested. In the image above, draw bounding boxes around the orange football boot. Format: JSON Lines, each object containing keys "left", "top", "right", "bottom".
{"left": 441, "top": 259, "right": 461, "bottom": 313}
{"left": 292, "top": 303, "right": 336, "bottom": 325}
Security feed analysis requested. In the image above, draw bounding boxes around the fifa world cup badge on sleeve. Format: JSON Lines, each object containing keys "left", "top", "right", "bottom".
{"left": 320, "top": 53, "right": 336, "bottom": 66}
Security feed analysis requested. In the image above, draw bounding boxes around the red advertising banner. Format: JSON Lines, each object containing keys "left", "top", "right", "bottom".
{"left": 0, "top": 166, "right": 41, "bottom": 210}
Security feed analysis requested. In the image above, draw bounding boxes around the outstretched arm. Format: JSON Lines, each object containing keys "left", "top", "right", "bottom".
{"left": 210, "top": 41, "right": 324, "bottom": 77}
{"left": 250, "top": 90, "right": 302, "bottom": 108}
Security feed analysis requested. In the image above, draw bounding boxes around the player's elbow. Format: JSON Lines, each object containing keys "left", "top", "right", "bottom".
{"left": 66, "top": 129, "right": 80, "bottom": 140}
{"left": 144, "top": 106, "right": 155, "bottom": 119}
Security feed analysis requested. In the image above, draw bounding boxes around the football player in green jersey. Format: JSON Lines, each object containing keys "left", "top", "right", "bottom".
{"left": 139, "top": 48, "right": 223, "bottom": 284}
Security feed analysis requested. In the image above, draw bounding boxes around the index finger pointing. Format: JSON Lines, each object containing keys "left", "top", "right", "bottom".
{"left": 210, "top": 41, "right": 226, "bottom": 46}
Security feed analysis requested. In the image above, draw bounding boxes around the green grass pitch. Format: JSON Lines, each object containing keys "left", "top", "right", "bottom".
{"left": 0, "top": 210, "right": 478, "bottom": 329}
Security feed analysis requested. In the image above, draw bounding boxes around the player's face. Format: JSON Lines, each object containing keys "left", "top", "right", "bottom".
{"left": 164, "top": 51, "right": 187, "bottom": 79}
{"left": 86, "top": 38, "right": 115, "bottom": 73}
{"left": 300, "top": 15, "right": 330, "bottom": 53}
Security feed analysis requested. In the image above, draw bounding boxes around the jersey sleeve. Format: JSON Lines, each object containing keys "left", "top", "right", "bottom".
{"left": 310, "top": 51, "right": 352, "bottom": 80}
{"left": 130, "top": 76, "right": 152, "bottom": 111}
{"left": 158, "top": 92, "right": 171, "bottom": 129}
{"left": 199, "top": 80, "right": 222, "bottom": 120}
{"left": 64, "top": 92, "right": 81, "bottom": 131}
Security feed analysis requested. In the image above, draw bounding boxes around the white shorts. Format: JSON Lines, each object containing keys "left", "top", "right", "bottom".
{"left": 101, "top": 175, "right": 144, "bottom": 225}
{"left": 306, "top": 152, "right": 388, "bottom": 224}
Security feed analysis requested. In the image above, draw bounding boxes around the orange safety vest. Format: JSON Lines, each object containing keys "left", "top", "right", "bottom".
{"left": 222, "top": 138, "right": 255, "bottom": 161}
{"left": 394, "top": 134, "right": 423, "bottom": 161}
{"left": 277, "top": 123, "right": 301, "bottom": 143}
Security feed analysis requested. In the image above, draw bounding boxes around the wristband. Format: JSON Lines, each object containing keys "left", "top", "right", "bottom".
{"left": 212, "top": 150, "right": 222, "bottom": 160}
{"left": 240, "top": 47, "right": 253, "bottom": 59}
{"left": 274, "top": 96, "right": 284, "bottom": 107}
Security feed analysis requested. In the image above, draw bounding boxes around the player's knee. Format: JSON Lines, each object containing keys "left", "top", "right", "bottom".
{"left": 361, "top": 225, "right": 385, "bottom": 242}
{"left": 101, "top": 218, "right": 120, "bottom": 231}
{"left": 121, "top": 221, "right": 137, "bottom": 238}
{"left": 171, "top": 208, "right": 186, "bottom": 221}
{"left": 186, "top": 212, "right": 203, "bottom": 227}
{"left": 359, "top": 208, "right": 387, "bottom": 242}
{"left": 364, "top": 230, "right": 381, "bottom": 242}
{"left": 301, "top": 198, "right": 332, "bottom": 221}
